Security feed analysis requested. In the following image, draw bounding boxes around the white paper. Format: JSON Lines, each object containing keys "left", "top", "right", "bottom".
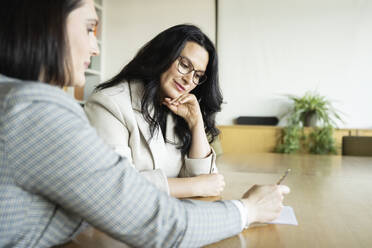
{"left": 268, "top": 206, "right": 298, "bottom": 226}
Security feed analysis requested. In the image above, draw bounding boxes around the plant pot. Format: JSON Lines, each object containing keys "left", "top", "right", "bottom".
{"left": 303, "top": 112, "right": 317, "bottom": 127}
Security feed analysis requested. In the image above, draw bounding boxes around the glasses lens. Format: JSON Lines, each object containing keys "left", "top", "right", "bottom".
{"left": 178, "top": 56, "right": 207, "bottom": 85}
{"left": 178, "top": 57, "right": 192, "bottom": 74}
{"left": 194, "top": 74, "right": 207, "bottom": 85}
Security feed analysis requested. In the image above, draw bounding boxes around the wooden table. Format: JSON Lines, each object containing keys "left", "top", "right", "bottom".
{"left": 59, "top": 153, "right": 372, "bottom": 248}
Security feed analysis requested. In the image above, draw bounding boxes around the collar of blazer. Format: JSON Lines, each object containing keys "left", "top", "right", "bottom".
{"left": 128, "top": 80, "right": 144, "bottom": 113}
{"left": 0, "top": 74, "right": 26, "bottom": 84}
{"left": 128, "top": 80, "right": 179, "bottom": 144}
{"left": 128, "top": 80, "right": 180, "bottom": 169}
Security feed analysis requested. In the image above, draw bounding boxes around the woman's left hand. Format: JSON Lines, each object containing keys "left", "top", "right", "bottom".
{"left": 162, "top": 93, "right": 202, "bottom": 128}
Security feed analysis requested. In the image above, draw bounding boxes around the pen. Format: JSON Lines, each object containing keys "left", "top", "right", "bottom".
{"left": 276, "top": 168, "right": 291, "bottom": 185}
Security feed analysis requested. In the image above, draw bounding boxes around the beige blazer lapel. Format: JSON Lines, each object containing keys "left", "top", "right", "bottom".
{"left": 165, "top": 113, "right": 178, "bottom": 146}
{"left": 129, "top": 82, "right": 168, "bottom": 170}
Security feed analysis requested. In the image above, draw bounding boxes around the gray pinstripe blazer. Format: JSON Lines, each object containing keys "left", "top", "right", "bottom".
{"left": 0, "top": 75, "right": 241, "bottom": 248}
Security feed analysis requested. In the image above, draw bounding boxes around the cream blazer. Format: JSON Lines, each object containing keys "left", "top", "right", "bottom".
{"left": 84, "top": 81, "right": 217, "bottom": 194}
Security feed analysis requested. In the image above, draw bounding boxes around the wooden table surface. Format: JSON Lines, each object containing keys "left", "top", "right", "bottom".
{"left": 58, "top": 153, "right": 372, "bottom": 248}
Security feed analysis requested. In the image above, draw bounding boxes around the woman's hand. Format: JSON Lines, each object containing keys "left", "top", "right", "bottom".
{"left": 162, "top": 94, "right": 202, "bottom": 128}
{"left": 192, "top": 173, "right": 225, "bottom": 197}
{"left": 240, "top": 184, "right": 290, "bottom": 225}
{"left": 162, "top": 93, "right": 211, "bottom": 159}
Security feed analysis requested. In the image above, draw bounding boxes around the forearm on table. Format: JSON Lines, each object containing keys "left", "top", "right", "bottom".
{"left": 168, "top": 177, "right": 201, "bottom": 198}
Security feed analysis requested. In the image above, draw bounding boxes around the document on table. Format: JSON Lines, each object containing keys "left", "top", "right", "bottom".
{"left": 268, "top": 206, "right": 298, "bottom": 226}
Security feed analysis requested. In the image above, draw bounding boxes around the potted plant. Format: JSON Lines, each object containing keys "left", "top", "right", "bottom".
{"left": 275, "top": 91, "right": 342, "bottom": 154}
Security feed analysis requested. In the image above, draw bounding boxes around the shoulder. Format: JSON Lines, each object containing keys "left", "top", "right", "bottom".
{"left": 86, "top": 81, "right": 132, "bottom": 116}
{"left": 97, "top": 81, "right": 129, "bottom": 97}
{"left": 86, "top": 80, "right": 146, "bottom": 112}
{"left": 1, "top": 79, "right": 84, "bottom": 118}
{"left": 88, "top": 81, "right": 131, "bottom": 105}
{"left": 85, "top": 80, "right": 148, "bottom": 127}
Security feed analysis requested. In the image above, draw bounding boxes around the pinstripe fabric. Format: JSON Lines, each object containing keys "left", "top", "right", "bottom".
{"left": 0, "top": 76, "right": 242, "bottom": 248}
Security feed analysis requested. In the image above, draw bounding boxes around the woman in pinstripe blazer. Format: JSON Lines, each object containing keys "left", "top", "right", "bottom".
{"left": 0, "top": 1, "right": 290, "bottom": 247}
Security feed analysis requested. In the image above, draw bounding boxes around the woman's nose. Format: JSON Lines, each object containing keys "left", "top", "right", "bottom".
{"left": 182, "top": 71, "right": 194, "bottom": 85}
{"left": 90, "top": 36, "right": 100, "bottom": 56}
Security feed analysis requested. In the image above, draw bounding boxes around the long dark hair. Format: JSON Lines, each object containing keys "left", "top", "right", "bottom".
{"left": 97, "top": 24, "right": 223, "bottom": 156}
{"left": 0, "top": 0, "right": 83, "bottom": 86}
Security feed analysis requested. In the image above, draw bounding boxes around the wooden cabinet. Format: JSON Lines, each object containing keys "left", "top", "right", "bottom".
{"left": 217, "top": 125, "right": 372, "bottom": 155}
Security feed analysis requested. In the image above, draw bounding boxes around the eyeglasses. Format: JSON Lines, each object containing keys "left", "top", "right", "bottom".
{"left": 177, "top": 56, "right": 207, "bottom": 85}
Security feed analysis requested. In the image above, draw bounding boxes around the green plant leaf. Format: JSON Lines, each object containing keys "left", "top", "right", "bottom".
{"left": 275, "top": 91, "right": 342, "bottom": 155}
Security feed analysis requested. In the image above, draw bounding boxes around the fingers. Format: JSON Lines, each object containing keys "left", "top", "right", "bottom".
{"left": 178, "top": 94, "right": 195, "bottom": 104}
{"left": 162, "top": 96, "right": 184, "bottom": 113}
{"left": 241, "top": 184, "right": 288, "bottom": 223}
{"left": 162, "top": 99, "right": 178, "bottom": 113}
{"left": 169, "top": 94, "right": 183, "bottom": 104}
{"left": 212, "top": 173, "right": 225, "bottom": 189}
{"left": 242, "top": 184, "right": 290, "bottom": 205}
{"left": 195, "top": 173, "right": 226, "bottom": 197}
{"left": 171, "top": 94, "right": 187, "bottom": 105}
{"left": 163, "top": 95, "right": 181, "bottom": 106}
{"left": 213, "top": 173, "right": 225, "bottom": 195}
{"left": 164, "top": 94, "right": 196, "bottom": 106}
{"left": 278, "top": 185, "right": 290, "bottom": 195}
{"left": 219, "top": 175, "right": 226, "bottom": 191}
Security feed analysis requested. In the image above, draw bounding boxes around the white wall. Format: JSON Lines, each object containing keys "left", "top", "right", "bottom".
{"left": 217, "top": 0, "right": 372, "bottom": 128}
{"left": 103, "top": 0, "right": 216, "bottom": 81}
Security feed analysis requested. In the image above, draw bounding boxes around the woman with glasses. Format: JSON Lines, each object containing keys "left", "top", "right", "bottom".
{"left": 85, "top": 24, "right": 225, "bottom": 198}
{"left": 1, "top": 3, "right": 291, "bottom": 246}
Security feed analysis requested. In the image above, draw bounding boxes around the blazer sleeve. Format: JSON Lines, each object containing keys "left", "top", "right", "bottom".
{"left": 179, "top": 148, "right": 218, "bottom": 177}
{"left": 84, "top": 92, "right": 170, "bottom": 194}
{"left": 7, "top": 88, "right": 242, "bottom": 247}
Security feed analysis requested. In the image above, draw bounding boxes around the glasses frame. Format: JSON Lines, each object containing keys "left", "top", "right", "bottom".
{"left": 177, "top": 56, "right": 207, "bottom": 85}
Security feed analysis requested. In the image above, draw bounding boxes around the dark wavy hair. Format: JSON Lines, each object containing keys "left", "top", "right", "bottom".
{"left": 96, "top": 24, "right": 223, "bottom": 156}
{"left": 0, "top": 0, "right": 83, "bottom": 86}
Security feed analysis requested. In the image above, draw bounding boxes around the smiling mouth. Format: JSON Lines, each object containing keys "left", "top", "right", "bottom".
{"left": 174, "top": 80, "right": 185, "bottom": 92}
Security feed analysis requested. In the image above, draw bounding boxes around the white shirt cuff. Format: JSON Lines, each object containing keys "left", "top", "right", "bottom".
{"left": 231, "top": 200, "right": 248, "bottom": 230}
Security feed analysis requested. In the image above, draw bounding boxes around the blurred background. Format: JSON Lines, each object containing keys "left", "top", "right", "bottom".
{"left": 82, "top": 0, "right": 372, "bottom": 129}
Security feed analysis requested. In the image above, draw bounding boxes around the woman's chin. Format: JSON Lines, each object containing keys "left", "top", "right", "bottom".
{"left": 72, "top": 76, "right": 86, "bottom": 88}
{"left": 164, "top": 90, "right": 180, "bottom": 100}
